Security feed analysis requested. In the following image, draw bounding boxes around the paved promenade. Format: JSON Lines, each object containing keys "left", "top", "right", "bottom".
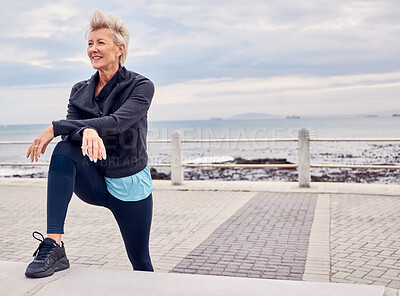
{"left": 0, "top": 178, "right": 399, "bottom": 295}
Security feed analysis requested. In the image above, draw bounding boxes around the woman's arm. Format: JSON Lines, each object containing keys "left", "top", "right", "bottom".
{"left": 25, "top": 83, "right": 106, "bottom": 162}
{"left": 25, "top": 124, "right": 106, "bottom": 162}
{"left": 66, "top": 102, "right": 106, "bottom": 161}
{"left": 52, "top": 79, "right": 154, "bottom": 140}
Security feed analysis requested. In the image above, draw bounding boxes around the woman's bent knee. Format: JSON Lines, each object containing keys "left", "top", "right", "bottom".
{"left": 52, "top": 139, "right": 79, "bottom": 155}
{"left": 52, "top": 140, "right": 82, "bottom": 161}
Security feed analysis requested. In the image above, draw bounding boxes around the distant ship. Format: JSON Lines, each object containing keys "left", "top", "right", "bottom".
{"left": 210, "top": 117, "right": 223, "bottom": 121}
{"left": 393, "top": 114, "right": 400, "bottom": 117}
{"left": 286, "top": 116, "right": 300, "bottom": 119}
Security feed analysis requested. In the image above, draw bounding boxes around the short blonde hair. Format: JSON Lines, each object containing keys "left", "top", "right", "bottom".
{"left": 86, "top": 9, "right": 130, "bottom": 66}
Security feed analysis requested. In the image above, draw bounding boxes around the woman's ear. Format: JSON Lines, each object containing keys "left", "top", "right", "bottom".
{"left": 117, "top": 44, "right": 125, "bottom": 57}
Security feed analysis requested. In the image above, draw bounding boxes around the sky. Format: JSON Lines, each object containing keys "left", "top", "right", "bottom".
{"left": 0, "top": 0, "right": 399, "bottom": 124}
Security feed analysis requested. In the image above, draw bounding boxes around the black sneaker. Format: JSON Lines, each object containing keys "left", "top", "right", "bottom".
{"left": 25, "top": 231, "right": 70, "bottom": 278}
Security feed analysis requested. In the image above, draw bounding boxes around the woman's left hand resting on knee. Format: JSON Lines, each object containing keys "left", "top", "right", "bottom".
{"left": 81, "top": 128, "right": 107, "bottom": 162}
{"left": 26, "top": 125, "right": 54, "bottom": 162}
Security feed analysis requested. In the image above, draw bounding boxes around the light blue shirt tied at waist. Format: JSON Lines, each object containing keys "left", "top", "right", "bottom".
{"left": 104, "top": 164, "right": 155, "bottom": 202}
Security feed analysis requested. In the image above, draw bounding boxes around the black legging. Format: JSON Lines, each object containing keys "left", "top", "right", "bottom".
{"left": 46, "top": 139, "right": 153, "bottom": 271}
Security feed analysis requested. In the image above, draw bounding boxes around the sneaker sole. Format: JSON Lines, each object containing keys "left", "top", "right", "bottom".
{"left": 25, "top": 257, "right": 70, "bottom": 278}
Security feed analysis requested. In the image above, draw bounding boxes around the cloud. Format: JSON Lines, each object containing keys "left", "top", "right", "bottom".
{"left": 63, "top": 54, "right": 91, "bottom": 65}
{"left": 148, "top": 71, "right": 400, "bottom": 121}
{"left": 3, "top": 0, "right": 400, "bottom": 83}
{"left": 0, "top": 45, "right": 52, "bottom": 68}
{"left": 154, "top": 72, "right": 400, "bottom": 105}
{"left": 118, "top": 0, "right": 400, "bottom": 82}
{"left": 9, "top": 3, "right": 81, "bottom": 38}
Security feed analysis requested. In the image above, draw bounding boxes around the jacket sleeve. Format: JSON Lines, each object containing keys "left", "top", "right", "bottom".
{"left": 52, "top": 79, "right": 154, "bottom": 140}
{"left": 57, "top": 84, "right": 86, "bottom": 140}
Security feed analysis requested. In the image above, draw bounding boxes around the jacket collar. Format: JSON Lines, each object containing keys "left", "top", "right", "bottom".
{"left": 70, "top": 66, "right": 125, "bottom": 117}
{"left": 96, "top": 68, "right": 119, "bottom": 101}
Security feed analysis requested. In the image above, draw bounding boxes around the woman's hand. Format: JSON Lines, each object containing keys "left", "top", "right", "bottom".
{"left": 26, "top": 125, "right": 54, "bottom": 162}
{"left": 81, "top": 128, "right": 107, "bottom": 162}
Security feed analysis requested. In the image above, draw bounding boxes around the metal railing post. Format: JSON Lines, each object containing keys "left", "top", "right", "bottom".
{"left": 171, "top": 130, "right": 183, "bottom": 185}
{"left": 298, "top": 128, "right": 311, "bottom": 187}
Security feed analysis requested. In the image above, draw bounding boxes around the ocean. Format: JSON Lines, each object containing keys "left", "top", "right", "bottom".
{"left": 0, "top": 117, "right": 399, "bottom": 182}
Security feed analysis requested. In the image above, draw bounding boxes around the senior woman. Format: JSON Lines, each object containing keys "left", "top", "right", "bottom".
{"left": 25, "top": 10, "right": 155, "bottom": 278}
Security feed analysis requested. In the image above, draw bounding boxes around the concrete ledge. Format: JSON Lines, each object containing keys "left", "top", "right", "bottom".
{"left": 151, "top": 180, "right": 400, "bottom": 196}
{"left": 1, "top": 178, "right": 399, "bottom": 196}
{"left": 303, "top": 194, "right": 331, "bottom": 282}
{"left": 0, "top": 261, "right": 387, "bottom": 296}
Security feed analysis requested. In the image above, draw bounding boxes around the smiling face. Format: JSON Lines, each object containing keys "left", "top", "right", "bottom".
{"left": 87, "top": 28, "right": 125, "bottom": 72}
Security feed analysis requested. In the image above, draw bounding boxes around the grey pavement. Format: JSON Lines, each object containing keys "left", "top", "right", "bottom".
{"left": 0, "top": 178, "right": 400, "bottom": 295}
{"left": 330, "top": 194, "right": 400, "bottom": 288}
{"left": 172, "top": 192, "right": 317, "bottom": 280}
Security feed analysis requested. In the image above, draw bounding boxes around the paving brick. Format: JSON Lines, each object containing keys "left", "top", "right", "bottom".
{"left": 380, "top": 259, "right": 399, "bottom": 268}
{"left": 367, "top": 269, "right": 387, "bottom": 278}
{"left": 351, "top": 270, "right": 369, "bottom": 278}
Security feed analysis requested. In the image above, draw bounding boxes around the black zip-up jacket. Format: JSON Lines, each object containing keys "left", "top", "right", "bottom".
{"left": 52, "top": 66, "right": 154, "bottom": 178}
